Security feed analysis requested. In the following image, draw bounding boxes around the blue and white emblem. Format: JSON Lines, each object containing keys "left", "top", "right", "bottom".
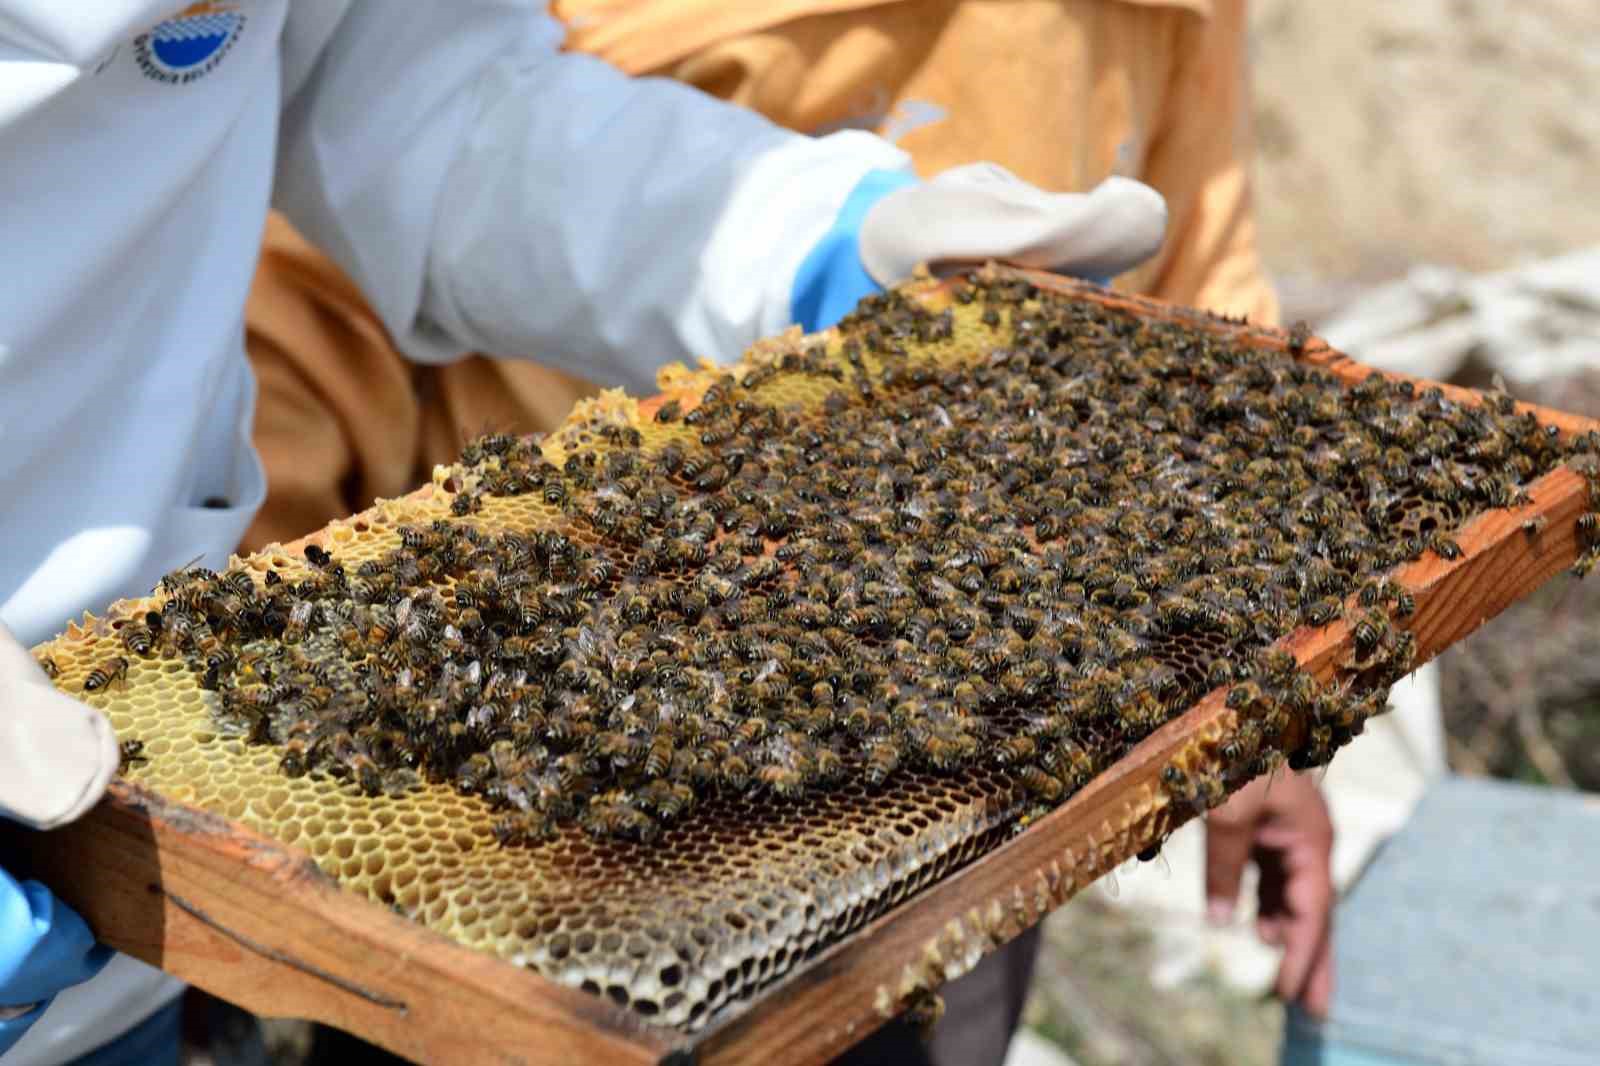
{"left": 135, "top": 3, "right": 246, "bottom": 84}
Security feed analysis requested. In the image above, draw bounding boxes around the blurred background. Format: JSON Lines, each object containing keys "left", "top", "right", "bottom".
{"left": 1015, "top": 4, "right": 1600, "bottom": 1064}
{"left": 1254, "top": 0, "right": 1600, "bottom": 314}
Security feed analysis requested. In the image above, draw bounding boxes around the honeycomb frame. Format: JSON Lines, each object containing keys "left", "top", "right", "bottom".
{"left": 12, "top": 270, "right": 1600, "bottom": 1066}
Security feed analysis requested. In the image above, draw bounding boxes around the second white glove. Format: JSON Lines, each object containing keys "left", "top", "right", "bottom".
{"left": 858, "top": 162, "right": 1167, "bottom": 286}
{"left": 0, "top": 623, "right": 119, "bottom": 831}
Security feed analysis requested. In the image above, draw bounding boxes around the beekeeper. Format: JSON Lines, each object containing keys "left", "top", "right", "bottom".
{"left": 0, "top": 3, "right": 1175, "bottom": 1062}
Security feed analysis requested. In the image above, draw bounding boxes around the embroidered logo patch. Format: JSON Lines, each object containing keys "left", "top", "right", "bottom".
{"left": 134, "top": 3, "right": 246, "bottom": 84}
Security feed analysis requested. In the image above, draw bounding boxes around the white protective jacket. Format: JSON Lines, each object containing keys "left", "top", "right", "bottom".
{"left": 0, "top": 2, "right": 907, "bottom": 1060}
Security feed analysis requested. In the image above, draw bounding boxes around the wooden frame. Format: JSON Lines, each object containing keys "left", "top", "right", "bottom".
{"left": 10, "top": 271, "right": 1597, "bottom": 1065}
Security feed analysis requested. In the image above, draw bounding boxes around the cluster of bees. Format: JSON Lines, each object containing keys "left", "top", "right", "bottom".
{"left": 106, "top": 278, "right": 1600, "bottom": 844}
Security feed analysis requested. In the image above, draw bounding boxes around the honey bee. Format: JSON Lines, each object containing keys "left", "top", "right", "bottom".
{"left": 330, "top": 732, "right": 384, "bottom": 796}
{"left": 1159, "top": 764, "right": 1191, "bottom": 800}
{"left": 161, "top": 600, "right": 197, "bottom": 647}
{"left": 1351, "top": 610, "right": 1388, "bottom": 656}
{"left": 1017, "top": 766, "right": 1063, "bottom": 802}
{"left": 1384, "top": 631, "right": 1418, "bottom": 674}
{"left": 992, "top": 729, "right": 1043, "bottom": 765}
{"left": 657, "top": 442, "right": 686, "bottom": 476}
{"left": 332, "top": 616, "right": 364, "bottom": 657}
{"left": 756, "top": 763, "right": 806, "bottom": 799}
{"left": 1220, "top": 719, "right": 1264, "bottom": 766}
{"left": 1254, "top": 748, "right": 1288, "bottom": 781}
{"left": 864, "top": 740, "right": 901, "bottom": 787}
{"left": 120, "top": 624, "right": 156, "bottom": 656}
{"left": 118, "top": 738, "right": 148, "bottom": 771}
{"left": 1225, "top": 681, "right": 1261, "bottom": 712}
{"left": 1578, "top": 512, "right": 1600, "bottom": 547}
{"left": 1428, "top": 533, "right": 1462, "bottom": 560}
{"left": 281, "top": 600, "right": 316, "bottom": 644}
{"left": 221, "top": 569, "right": 257, "bottom": 599}
{"left": 279, "top": 719, "right": 320, "bottom": 777}
{"left": 1301, "top": 597, "right": 1341, "bottom": 627}
{"left": 583, "top": 795, "right": 657, "bottom": 841}
{"left": 579, "top": 555, "right": 616, "bottom": 591}
{"left": 492, "top": 812, "right": 553, "bottom": 848}
{"left": 221, "top": 688, "right": 277, "bottom": 744}
{"left": 643, "top": 734, "right": 674, "bottom": 777}
{"left": 1285, "top": 320, "right": 1313, "bottom": 356}
{"left": 635, "top": 779, "right": 694, "bottom": 821}
{"left": 1195, "top": 773, "right": 1226, "bottom": 809}
{"left": 915, "top": 726, "right": 974, "bottom": 771}
{"left": 899, "top": 987, "right": 945, "bottom": 1037}
{"left": 83, "top": 656, "right": 130, "bottom": 692}
{"left": 37, "top": 654, "right": 60, "bottom": 680}
{"left": 1257, "top": 648, "right": 1299, "bottom": 682}
{"left": 1355, "top": 578, "right": 1388, "bottom": 608}
{"left": 453, "top": 752, "right": 495, "bottom": 794}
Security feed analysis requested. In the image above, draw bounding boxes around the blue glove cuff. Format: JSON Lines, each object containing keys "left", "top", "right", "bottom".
{"left": 0, "top": 871, "right": 111, "bottom": 1054}
{"left": 791, "top": 168, "right": 920, "bottom": 333}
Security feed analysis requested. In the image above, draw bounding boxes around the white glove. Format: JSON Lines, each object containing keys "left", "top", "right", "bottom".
{"left": 0, "top": 624, "right": 119, "bottom": 831}
{"left": 791, "top": 163, "right": 1167, "bottom": 332}
{"left": 860, "top": 163, "right": 1167, "bottom": 285}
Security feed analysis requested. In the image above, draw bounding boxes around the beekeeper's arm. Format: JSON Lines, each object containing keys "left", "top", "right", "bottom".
{"left": 0, "top": 625, "right": 119, "bottom": 1055}
{"left": 273, "top": 3, "right": 1168, "bottom": 392}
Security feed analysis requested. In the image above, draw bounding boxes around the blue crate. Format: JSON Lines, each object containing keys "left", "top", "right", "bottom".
{"left": 1282, "top": 775, "right": 1600, "bottom": 1066}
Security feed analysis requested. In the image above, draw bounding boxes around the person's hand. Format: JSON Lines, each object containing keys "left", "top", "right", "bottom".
{"left": 1204, "top": 770, "right": 1335, "bottom": 1019}
{"left": 791, "top": 162, "right": 1168, "bottom": 332}
{"left": 0, "top": 621, "right": 119, "bottom": 1054}
{"left": 0, "top": 872, "right": 114, "bottom": 1054}
{"left": 0, "top": 622, "right": 119, "bottom": 830}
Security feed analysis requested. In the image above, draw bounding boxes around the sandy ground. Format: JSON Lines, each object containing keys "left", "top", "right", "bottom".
{"left": 1250, "top": 0, "right": 1600, "bottom": 316}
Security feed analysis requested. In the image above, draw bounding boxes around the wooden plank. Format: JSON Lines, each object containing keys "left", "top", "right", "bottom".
{"left": 12, "top": 271, "right": 1598, "bottom": 1065}
{"left": 8, "top": 783, "right": 684, "bottom": 1066}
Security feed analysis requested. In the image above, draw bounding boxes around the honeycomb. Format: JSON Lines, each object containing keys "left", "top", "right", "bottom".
{"left": 35, "top": 274, "right": 1600, "bottom": 1032}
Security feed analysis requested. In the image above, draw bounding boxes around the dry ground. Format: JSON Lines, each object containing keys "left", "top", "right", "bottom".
{"left": 1251, "top": 0, "right": 1600, "bottom": 300}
